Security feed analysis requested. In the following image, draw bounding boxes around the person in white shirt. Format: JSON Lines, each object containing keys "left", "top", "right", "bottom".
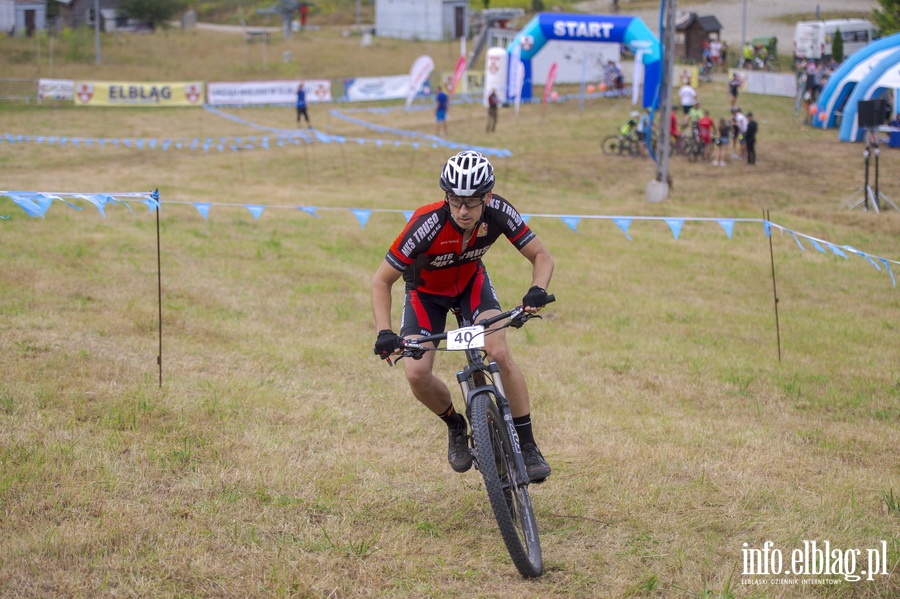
{"left": 710, "top": 39, "right": 722, "bottom": 70}
{"left": 732, "top": 106, "right": 748, "bottom": 160}
{"left": 678, "top": 83, "right": 698, "bottom": 117}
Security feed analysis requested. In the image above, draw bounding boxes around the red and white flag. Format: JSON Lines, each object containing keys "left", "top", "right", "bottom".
{"left": 406, "top": 55, "right": 434, "bottom": 110}
{"left": 448, "top": 56, "right": 467, "bottom": 94}
{"left": 543, "top": 62, "right": 558, "bottom": 104}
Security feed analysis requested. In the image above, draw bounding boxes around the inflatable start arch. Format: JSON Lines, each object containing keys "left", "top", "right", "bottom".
{"left": 839, "top": 46, "right": 900, "bottom": 142}
{"left": 504, "top": 13, "right": 662, "bottom": 108}
{"left": 813, "top": 33, "right": 900, "bottom": 130}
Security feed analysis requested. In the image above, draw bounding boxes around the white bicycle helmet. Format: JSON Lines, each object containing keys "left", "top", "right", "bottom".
{"left": 440, "top": 151, "right": 495, "bottom": 197}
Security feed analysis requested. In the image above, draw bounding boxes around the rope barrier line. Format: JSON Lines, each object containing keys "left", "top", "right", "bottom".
{"left": 1, "top": 191, "right": 896, "bottom": 286}
{"left": 0, "top": 99, "right": 514, "bottom": 156}
{"left": 1, "top": 90, "right": 613, "bottom": 157}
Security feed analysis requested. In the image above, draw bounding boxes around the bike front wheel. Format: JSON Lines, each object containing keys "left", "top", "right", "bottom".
{"left": 470, "top": 392, "right": 542, "bottom": 577}
{"left": 601, "top": 135, "right": 621, "bottom": 156}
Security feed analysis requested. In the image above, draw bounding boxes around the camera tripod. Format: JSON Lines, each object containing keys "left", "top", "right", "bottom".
{"left": 842, "top": 129, "right": 897, "bottom": 212}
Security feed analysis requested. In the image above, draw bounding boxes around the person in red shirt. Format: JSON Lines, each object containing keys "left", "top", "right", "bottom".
{"left": 371, "top": 151, "right": 555, "bottom": 482}
{"left": 697, "top": 109, "right": 715, "bottom": 160}
{"left": 669, "top": 110, "right": 680, "bottom": 138}
{"left": 299, "top": 3, "right": 309, "bottom": 27}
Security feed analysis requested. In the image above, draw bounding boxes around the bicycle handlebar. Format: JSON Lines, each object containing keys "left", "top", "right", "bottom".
{"left": 388, "top": 295, "right": 555, "bottom": 364}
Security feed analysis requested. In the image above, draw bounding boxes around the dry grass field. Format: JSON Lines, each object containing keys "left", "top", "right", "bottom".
{"left": 1, "top": 24, "right": 898, "bottom": 599}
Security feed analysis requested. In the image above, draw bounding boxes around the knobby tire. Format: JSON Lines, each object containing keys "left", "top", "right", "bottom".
{"left": 601, "top": 135, "right": 621, "bottom": 156}
{"left": 470, "top": 392, "right": 542, "bottom": 577}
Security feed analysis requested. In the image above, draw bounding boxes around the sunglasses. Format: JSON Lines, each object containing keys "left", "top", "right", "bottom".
{"left": 445, "top": 193, "right": 486, "bottom": 210}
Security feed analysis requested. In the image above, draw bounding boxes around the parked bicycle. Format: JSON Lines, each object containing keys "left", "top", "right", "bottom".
{"left": 389, "top": 298, "right": 555, "bottom": 577}
{"left": 602, "top": 132, "right": 641, "bottom": 157}
{"left": 673, "top": 123, "right": 710, "bottom": 162}
{"left": 698, "top": 58, "right": 714, "bottom": 83}
{"left": 685, "top": 127, "right": 710, "bottom": 162}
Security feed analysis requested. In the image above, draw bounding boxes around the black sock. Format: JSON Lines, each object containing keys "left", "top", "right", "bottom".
{"left": 438, "top": 404, "right": 466, "bottom": 430}
{"left": 513, "top": 414, "right": 535, "bottom": 446}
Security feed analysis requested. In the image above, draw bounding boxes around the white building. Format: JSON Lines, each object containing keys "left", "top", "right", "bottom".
{"left": 375, "top": 0, "right": 468, "bottom": 42}
{"left": 1, "top": 0, "right": 46, "bottom": 36}
{"left": 0, "top": 0, "right": 12, "bottom": 34}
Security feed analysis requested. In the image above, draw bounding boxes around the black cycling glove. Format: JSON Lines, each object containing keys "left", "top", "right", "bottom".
{"left": 522, "top": 286, "right": 549, "bottom": 309}
{"left": 374, "top": 329, "right": 402, "bottom": 360}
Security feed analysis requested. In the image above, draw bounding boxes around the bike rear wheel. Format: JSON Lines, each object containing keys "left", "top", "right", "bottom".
{"left": 470, "top": 392, "right": 542, "bottom": 577}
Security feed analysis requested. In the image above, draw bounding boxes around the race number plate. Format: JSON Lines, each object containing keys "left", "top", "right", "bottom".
{"left": 446, "top": 325, "right": 485, "bottom": 350}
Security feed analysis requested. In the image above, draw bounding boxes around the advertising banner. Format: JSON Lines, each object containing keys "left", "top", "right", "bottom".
{"left": 343, "top": 75, "right": 412, "bottom": 102}
{"left": 484, "top": 48, "right": 508, "bottom": 104}
{"left": 38, "top": 79, "right": 74, "bottom": 101}
{"left": 74, "top": 82, "right": 205, "bottom": 107}
{"left": 207, "top": 79, "right": 332, "bottom": 106}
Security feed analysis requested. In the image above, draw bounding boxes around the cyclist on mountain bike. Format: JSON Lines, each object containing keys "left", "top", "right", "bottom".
{"left": 371, "top": 150, "right": 555, "bottom": 482}
{"left": 620, "top": 112, "right": 639, "bottom": 139}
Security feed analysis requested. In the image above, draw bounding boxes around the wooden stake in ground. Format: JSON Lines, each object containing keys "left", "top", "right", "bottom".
{"left": 765, "top": 208, "right": 782, "bottom": 362}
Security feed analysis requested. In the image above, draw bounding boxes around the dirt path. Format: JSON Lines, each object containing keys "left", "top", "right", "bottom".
{"left": 574, "top": 0, "right": 878, "bottom": 51}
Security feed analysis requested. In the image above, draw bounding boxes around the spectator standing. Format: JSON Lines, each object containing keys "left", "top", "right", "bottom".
{"left": 435, "top": 86, "right": 449, "bottom": 137}
{"left": 733, "top": 106, "right": 749, "bottom": 160}
{"left": 486, "top": 89, "right": 499, "bottom": 133}
{"left": 637, "top": 108, "right": 651, "bottom": 155}
{"left": 804, "top": 61, "right": 819, "bottom": 101}
{"left": 741, "top": 43, "right": 753, "bottom": 68}
{"left": 299, "top": 2, "right": 309, "bottom": 27}
{"left": 678, "top": 82, "right": 698, "bottom": 116}
{"left": 613, "top": 61, "right": 624, "bottom": 94}
{"left": 605, "top": 60, "right": 624, "bottom": 94}
{"left": 795, "top": 70, "right": 808, "bottom": 118}
{"left": 687, "top": 102, "right": 704, "bottom": 128}
{"left": 801, "top": 91, "right": 813, "bottom": 126}
{"left": 713, "top": 117, "right": 730, "bottom": 166}
{"left": 745, "top": 112, "right": 758, "bottom": 165}
{"left": 728, "top": 72, "right": 742, "bottom": 107}
{"left": 730, "top": 107, "right": 740, "bottom": 159}
{"left": 697, "top": 109, "right": 715, "bottom": 160}
{"left": 296, "top": 83, "right": 311, "bottom": 128}
{"left": 670, "top": 109, "right": 682, "bottom": 148}
{"left": 710, "top": 38, "right": 722, "bottom": 70}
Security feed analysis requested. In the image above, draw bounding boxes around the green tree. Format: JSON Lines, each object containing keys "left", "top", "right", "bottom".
{"left": 874, "top": 0, "right": 900, "bottom": 35}
{"left": 117, "top": 0, "right": 188, "bottom": 30}
{"left": 832, "top": 28, "right": 844, "bottom": 62}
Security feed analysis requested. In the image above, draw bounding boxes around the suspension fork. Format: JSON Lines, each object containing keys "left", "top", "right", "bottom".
{"left": 457, "top": 361, "right": 530, "bottom": 484}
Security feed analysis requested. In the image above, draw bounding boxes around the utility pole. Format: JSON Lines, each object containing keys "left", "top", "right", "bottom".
{"left": 741, "top": 0, "right": 747, "bottom": 56}
{"left": 94, "top": 0, "right": 101, "bottom": 64}
{"left": 648, "top": 0, "right": 676, "bottom": 202}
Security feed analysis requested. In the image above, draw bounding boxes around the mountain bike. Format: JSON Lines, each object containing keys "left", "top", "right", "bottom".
{"left": 602, "top": 133, "right": 640, "bottom": 157}
{"left": 390, "top": 298, "right": 555, "bottom": 577}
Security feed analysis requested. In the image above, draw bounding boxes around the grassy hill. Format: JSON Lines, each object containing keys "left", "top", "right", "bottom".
{"left": 1, "top": 20, "right": 898, "bottom": 599}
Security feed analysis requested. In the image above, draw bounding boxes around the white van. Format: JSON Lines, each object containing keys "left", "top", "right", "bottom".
{"left": 793, "top": 19, "right": 878, "bottom": 61}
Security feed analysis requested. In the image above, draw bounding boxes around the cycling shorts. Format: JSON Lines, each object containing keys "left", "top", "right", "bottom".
{"left": 399, "top": 262, "right": 500, "bottom": 339}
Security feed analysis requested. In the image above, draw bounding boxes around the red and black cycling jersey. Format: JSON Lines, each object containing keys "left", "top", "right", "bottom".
{"left": 385, "top": 194, "right": 535, "bottom": 297}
